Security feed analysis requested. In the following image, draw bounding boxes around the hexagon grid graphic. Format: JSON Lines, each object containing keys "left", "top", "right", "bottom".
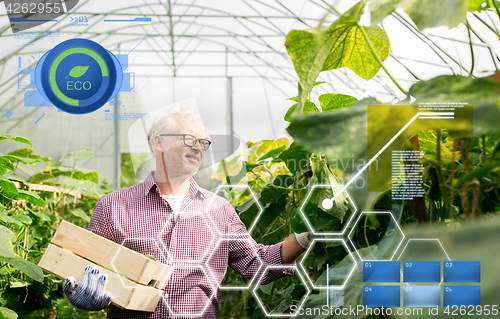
{"left": 160, "top": 265, "right": 217, "bottom": 317}
{"left": 348, "top": 211, "right": 405, "bottom": 261}
{"left": 299, "top": 238, "right": 357, "bottom": 290}
{"left": 299, "top": 184, "right": 358, "bottom": 236}
{"left": 208, "top": 185, "right": 263, "bottom": 236}
{"left": 206, "top": 237, "right": 263, "bottom": 290}
{"left": 157, "top": 211, "right": 216, "bottom": 264}
{"left": 252, "top": 266, "right": 311, "bottom": 317}
{"left": 396, "top": 238, "right": 451, "bottom": 262}
{"left": 111, "top": 237, "right": 171, "bottom": 289}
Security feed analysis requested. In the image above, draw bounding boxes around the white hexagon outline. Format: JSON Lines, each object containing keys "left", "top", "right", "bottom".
{"left": 348, "top": 211, "right": 405, "bottom": 261}
{"left": 157, "top": 211, "right": 216, "bottom": 264}
{"left": 252, "top": 265, "right": 311, "bottom": 317}
{"left": 299, "top": 238, "right": 357, "bottom": 290}
{"left": 208, "top": 185, "right": 263, "bottom": 236}
{"left": 206, "top": 236, "right": 264, "bottom": 290}
{"left": 299, "top": 184, "right": 358, "bottom": 236}
{"left": 111, "top": 237, "right": 172, "bottom": 290}
{"left": 159, "top": 264, "right": 217, "bottom": 317}
{"left": 395, "top": 238, "right": 452, "bottom": 287}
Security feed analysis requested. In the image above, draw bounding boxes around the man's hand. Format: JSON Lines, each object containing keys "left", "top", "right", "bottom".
{"left": 63, "top": 265, "right": 114, "bottom": 311}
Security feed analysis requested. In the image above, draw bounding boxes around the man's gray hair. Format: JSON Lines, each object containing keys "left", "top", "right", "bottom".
{"left": 147, "top": 107, "right": 205, "bottom": 155}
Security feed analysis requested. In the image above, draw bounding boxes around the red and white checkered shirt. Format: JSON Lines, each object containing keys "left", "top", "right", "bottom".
{"left": 88, "top": 171, "right": 294, "bottom": 318}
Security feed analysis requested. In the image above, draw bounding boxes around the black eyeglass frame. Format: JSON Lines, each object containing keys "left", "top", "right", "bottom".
{"left": 159, "top": 133, "right": 212, "bottom": 151}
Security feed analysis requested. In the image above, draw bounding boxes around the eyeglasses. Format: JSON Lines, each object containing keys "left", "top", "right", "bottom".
{"left": 159, "top": 134, "right": 212, "bottom": 151}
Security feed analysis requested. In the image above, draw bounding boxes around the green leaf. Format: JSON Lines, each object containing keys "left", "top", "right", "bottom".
{"left": 0, "top": 307, "right": 17, "bottom": 319}
{"left": 31, "top": 211, "right": 51, "bottom": 222}
{"left": 0, "top": 225, "right": 15, "bottom": 258}
{"left": 28, "top": 173, "right": 54, "bottom": 184}
{"left": 0, "top": 175, "right": 19, "bottom": 199}
{"left": 408, "top": 74, "right": 500, "bottom": 136}
{"left": 0, "top": 134, "right": 32, "bottom": 147}
{"left": 285, "top": 12, "right": 389, "bottom": 118}
{"left": 318, "top": 93, "right": 357, "bottom": 111}
{"left": 0, "top": 255, "right": 44, "bottom": 282}
{"left": 258, "top": 145, "right": 287, "bottom": 161}
{"left": 65, "top": 65, "right": 90, "bottom": 79}
{"left": 270, "top": 294, "right": 293, "bottom": 314}
{"left": 370, "top": 0, "right": 469, "bottom": 29}
{"left": 145, "top": 254, "right": 156, "bottom": 261}
{"left": 259, "top": 281, "right": 274, "bottom": 295}
{"left": 0, "top": 214, "right": 23, "bottom": 227}
{"left": 0, "top": 158, "right": 15, "bottom": 175}
{"left": 287, "top": 103, "right": 368, "bottom": 163}
{"left": 59, "top": 149, "right": 96, "bottom": 162}
{"left": 276, "top": 142, "right": 309, "bottom": 175}
{"left": 5, "top": 174, "right": 25, "bottom": 184}
{"left": 68, "top": 208, "right": 90, "bottom": 222}
{"left": 12, "top": 215, "right": 31, "bottom": 225}
{"left": 6, "top": 148, "right": 41, "bottom": 160}
{"left": 284, "top": 100, "right": 320, "bottom": 122}
{"left": 16, "top": 190, "right": 46, "bottom": 207}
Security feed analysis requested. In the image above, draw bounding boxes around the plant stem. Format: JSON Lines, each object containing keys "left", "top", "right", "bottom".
{"left": 488, "top": 0, "right": 500, "bottom": 21}
{"left": 466, "top": 19, "right": 475, "bottom": 77}
{"left": 358, "top": 23, "right": 408, "bottom": 95}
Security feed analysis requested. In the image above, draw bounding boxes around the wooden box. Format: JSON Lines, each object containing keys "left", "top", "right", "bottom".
{"left": 39, "top": 221, "right": 172, "bottom": 312}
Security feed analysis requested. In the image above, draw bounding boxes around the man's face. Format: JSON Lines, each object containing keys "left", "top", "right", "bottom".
{"left": 155, "top": 118, "right": 206, "bottom": 179}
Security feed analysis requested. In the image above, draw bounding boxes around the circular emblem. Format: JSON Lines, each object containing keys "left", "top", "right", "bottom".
{"left": 35, "top": 38, "right": 123, "bottom": 115}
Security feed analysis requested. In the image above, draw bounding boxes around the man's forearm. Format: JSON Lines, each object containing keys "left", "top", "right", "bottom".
{"left": 281, "top": 233, "right": 306, "bottom": 264}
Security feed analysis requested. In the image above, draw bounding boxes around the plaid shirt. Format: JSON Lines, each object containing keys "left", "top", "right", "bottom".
{"left": 88, "top": 171, "right": 294, "bottom": 318}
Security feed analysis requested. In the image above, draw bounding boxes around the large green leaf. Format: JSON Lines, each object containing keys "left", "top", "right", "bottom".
{"left": 0, "top": 158, "right": 15, "bottom": 175}
{"left": 12, "top": 215, "right": 31, "bottom": 225}
{"left": 258, "top": 145, "right": 287, "bottom": 161}
{"left": 0, "top": 226, "right": 15, "bottom": 258}
{"left": 408, "top": 74, "right": 500, "bottom": 136}
{"left": 16, "top": 189, "right": 46, "bottom": 207}
{"left": 284, "top": 100, "right": 320, "bottom": 122}
{"left": 285, "top": 3, "right": 389, "bottom": 117}
{"left": 276, "top": 142, "right": 310, "bottom": 175}
{"left": 68, "top": 208, "right": 91, "bottom": 222}
{"left": 0, "top": 134, "right": 32, "bottom": 147}
{"left": 286, "top": 102, "right": 369, "bottom": 163}
{"left": 370, "top": 0, "right": 469, "bottom": 29}
{"left": 59, "top": 149, "right": 96, "bottom": 162}
{"left": 0, "top": 175, "right": 19, "bottom": 199}
{"left": 318, "top": 93, "right": 357, "bottom": 111}
{"left": 0, "top": 307, "right": 17, "bottom": 319}
{"left": 0, "top": 255, "right": 44, "bottom": 282}
{"left": 0, "top": 213, "right": 23, "bottom": 226}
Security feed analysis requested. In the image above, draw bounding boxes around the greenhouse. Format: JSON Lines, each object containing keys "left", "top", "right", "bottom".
{"left": 0, "top": 0, "right": 500, "bottom": 318}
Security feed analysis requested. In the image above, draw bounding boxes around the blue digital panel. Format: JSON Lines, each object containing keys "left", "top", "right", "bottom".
{"left": 363, "top": 286, "right": 400, "bottom": 307}
{"left": 444, "top": 261, "right": 480, "bottom": 282}
{"left": 403, "top": 286, "right": 440, "bottom": 307}
{"left": 363, "top": 261, "right": 400, "bottom": 282}
{"left": 443, "top": 286, "right": 480, "bottom": 307}
{"left": 403, "top": 261, "right": 440, "bottom": 282}
{"left": 24, "top": 90, "right": 53, "bottom": 107}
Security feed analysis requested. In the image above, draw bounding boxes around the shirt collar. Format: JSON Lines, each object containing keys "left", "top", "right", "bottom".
{"left": 143, "top": 171, "right": 205, "bottom": 200}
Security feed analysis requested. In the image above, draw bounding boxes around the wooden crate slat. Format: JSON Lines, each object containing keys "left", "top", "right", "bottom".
{"left": 51, "top": 221, "right": 170, "bottom": 288}
{"left": 39, "top": 244, "right": 162, "bottom": 312}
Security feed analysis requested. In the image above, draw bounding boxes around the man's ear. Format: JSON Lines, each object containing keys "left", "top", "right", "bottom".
{"left": 154, "top": 135, "right": 163, "bottom": 154}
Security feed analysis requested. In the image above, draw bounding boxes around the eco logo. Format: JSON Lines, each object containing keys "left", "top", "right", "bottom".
{"left": 35, "top": 38, "right": 123, "bottom": 114}
{"left": 5, "top": 0, "right": 79, "bottom": 33}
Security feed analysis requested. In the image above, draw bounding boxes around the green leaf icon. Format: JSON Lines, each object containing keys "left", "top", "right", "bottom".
{"left": 65, "top": 65, "right": 90, "bottom": 78}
